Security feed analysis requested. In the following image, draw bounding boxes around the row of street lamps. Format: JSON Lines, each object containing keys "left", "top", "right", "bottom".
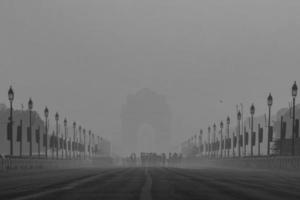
{"left": 182, "top": 81, "right": 298, "bottom": 158}
{"left": 7, "top": 86, "right": 103, "bottom": 159}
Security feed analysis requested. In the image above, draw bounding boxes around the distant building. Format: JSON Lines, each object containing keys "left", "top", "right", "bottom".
{"left": 0, "top": 108, "right": 45, "bottom": 156}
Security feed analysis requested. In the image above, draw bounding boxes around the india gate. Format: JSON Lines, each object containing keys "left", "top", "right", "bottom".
{"left": 120, "top": 88, "right": 172, "bottom": 155}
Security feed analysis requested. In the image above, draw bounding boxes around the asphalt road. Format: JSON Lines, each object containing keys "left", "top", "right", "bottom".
{"left": 1, "top": 167, "right": 300, "bottom": 200}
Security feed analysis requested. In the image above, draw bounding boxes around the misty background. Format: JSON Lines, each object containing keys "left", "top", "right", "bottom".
{"left": 1, "top": 0, "right": 300, "bottom": 155}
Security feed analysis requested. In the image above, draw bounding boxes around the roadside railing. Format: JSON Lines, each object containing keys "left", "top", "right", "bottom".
{"left": 0, "top": 156, "right": 94, "bottom": 171}
{"left": 181, "top": 156, "right": 300, "bottom": 170}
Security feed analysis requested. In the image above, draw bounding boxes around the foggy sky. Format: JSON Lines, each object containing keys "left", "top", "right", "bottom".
{"left": 1, "top": 0, "right": 300, "bottom": 153}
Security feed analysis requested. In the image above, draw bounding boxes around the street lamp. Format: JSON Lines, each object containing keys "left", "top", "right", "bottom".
{"left": 79, "top": 125, "right": 82, "bottom": 159}
{"left": 83, "top": 129, "right": 86, "bottom": 159}
{"left": 64, "top": 118, "right": 67, "bottom": 159}
{"left": 220, "top": 121, "right": 224, "bottom": 159}
{"left": 44, "top": 107, "right": 49, "bottom": 159}
{"left": 267, "top": 93, "right": 273, "bottom": 156}
{"left": 199, "top": 129, "right": 203, "bottom": 156}
{"left": 8, "top": 86, "right": 14, "bottom": 156}
{"left": 237, "top": 111, "right": 241, "bottom": 157}
{"left": 97, "top": 135, "right": 100, "bottom": 155}
{"left": 92, "top": 133, "right": 95, "bottom": 158}
{"left": 55, "top": 112, "right": 59, "bottom": 159}
{"left": 100, "top": 137, "right": 103, "bottom": 155}
{"left": 28, "top": 98, "right": 33, "bottom": 157}
{"left": 73, "top": 121, "right": 76, "bottom": 159}
{"left": 51, "top": 131, "right": 55, "bottom": 159}
{"left": 292, "top": 81, "right": 298, "bottom": 156}
{"left": 88, "top": 130, "right": 91, "bottom": 158}
{"left": 208, "top": 126, "right": 211, "bottom": 158}
{"left": 250, "top": 104, "right": 255, "bottom": 157}
{"left": 213, "top": 123, "right": 216, "bottom": 158}
{"left": 227, "top": 116, "right": 230, "bottom": 157}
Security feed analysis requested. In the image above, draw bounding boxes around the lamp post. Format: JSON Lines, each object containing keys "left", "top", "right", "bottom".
{"left": 292, "top": 81, "right": 298, "bottom": 156}
{"left": 52, "top": 131, "right": 55, "bottom": 159}
{"left": 89, "top": 130, "right": 91, "bottom": 158}
{"left": 19, "top": 120, "right": 23, "bottom": 157}
{"left": 8, "top": 86, "right": 14, "bottom": 156}
{"left": 28, "top": 98, "right": 33, "bottom": 157}
{"left": 250, "top": 104, "right": 255, "bottom": 157}
{"left": 68, "top": 137, "right": 71, "bottom": 159}
{"left": 208, "top": 126, "right": 211, "bottom": 158}
{"left": 237, "top": 111, "right": 241, "bottom": 157}
{"left": 92, "top": 133, "right": 95, "bottom": 158}
{"left": 55, "top": 112, "right": 59, "bottom": 159}
{"left": 83, "top": 129, "right": 86, "bottom": 159}
{"left": 60, "top": 133, "right": 63, "bottom": 158}
{"left": 227, "top": 116, "right": 230, "bottom": 157}
{"left": 73, "top": 121, "right": 76, "bottom": 159}
{"left": 79, "top": 126, "right": 82, "bottom": 159}
{"left": 220, "top": 121, "right": 224, "bottom": 159}
{"left": 192, "top": 134, "right": 196, "bottom": 156}
{"left": 97, "top": 135, "right": 100, "bottom": 156}
{"left": 44, "top": 107, "right": 49, "bottom": 159}
{"left": 64, "top": 118, "right": 67, "bottom": 159}
{"left": 213, "top": 123, "right": 216, "bottom": 158}
{"left": 200, "top": 129, "right": 203, "bottom": 156}
{"left": 100, "top": 137, "right": 103, "bottom": 156}
{"left": 240, "top": 104, "right": 244, "bottom": 156}
{"left": 267, "top": 93, "right": 273, "bottom": 156}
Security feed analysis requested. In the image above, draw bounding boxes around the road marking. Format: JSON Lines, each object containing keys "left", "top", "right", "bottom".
{"left": 11, "top": 169, "right": 122, "bottom": 200}
{"left": 13, "top": 188, "right": 65, "bottom": 200}
{"left": 139, "top": 168, "right": 152, "bottom": 200}
{"left": 12, "top": 174, "right": 102, "bottom": 200}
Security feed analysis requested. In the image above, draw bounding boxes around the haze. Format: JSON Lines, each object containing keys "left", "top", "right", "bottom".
{"left": 1, "top": 0, "right": 300, "bottom": 154}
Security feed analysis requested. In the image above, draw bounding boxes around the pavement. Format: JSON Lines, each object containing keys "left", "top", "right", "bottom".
{"left": 1, "top": 167, "right": 300, "bottom": 200}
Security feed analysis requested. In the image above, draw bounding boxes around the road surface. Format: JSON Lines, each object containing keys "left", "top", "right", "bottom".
{"left": 1, "top": 167, "right": 300, "bottom": 200}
